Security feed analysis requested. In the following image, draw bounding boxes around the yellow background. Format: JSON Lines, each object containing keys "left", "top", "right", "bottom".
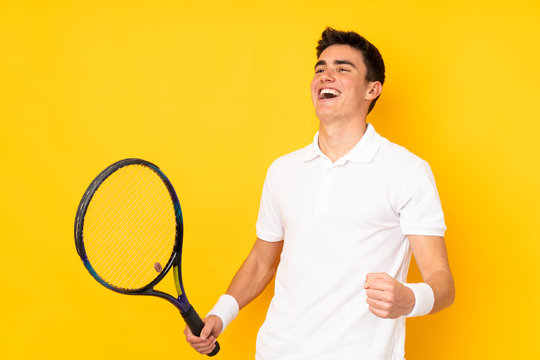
{"left": 1, "top": 0, "right": 539, "bottom": 358}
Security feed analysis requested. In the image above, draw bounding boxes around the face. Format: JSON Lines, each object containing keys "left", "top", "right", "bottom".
{"left": 310, "top": 44, "right": 379, "bottom": 122}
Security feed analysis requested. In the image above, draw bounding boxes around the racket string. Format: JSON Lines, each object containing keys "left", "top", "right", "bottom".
{"left": 106, "top": 204, "right": 175, "bottom": 288}
{"left": 85, "top": 168, "right": 147, "bottom": 239}
{"left": 83, "top": 165, "right": 177, "bottom": 291}
{"left": 90, "top": 182, "right": 167, "bottom": 270}
{"left": 85, "top": 171, "right": 151, "bottom": 262}
{"left": 87, "top": 169, "right": 159, "bottom": 249}
{"left": 89, "top": 190, "right": 174, "bottom": 287}
{"left": 122, "top": 225, "right": 176, "bottom": 288}
{"left": 85, "top": 170, "right": 155, "bottom": 267}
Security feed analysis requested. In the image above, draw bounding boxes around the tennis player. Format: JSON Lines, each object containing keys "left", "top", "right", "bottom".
{"left": 184, "top": 27, "right": 455, "bottom": 359}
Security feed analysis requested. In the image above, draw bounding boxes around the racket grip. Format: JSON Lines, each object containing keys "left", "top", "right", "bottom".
{"left": 182, "top": 305, "right": 221, "bottom": 357}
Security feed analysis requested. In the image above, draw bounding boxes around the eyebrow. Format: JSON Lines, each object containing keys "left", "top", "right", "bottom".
{"left": 314, "top": 59, "right": 357, "bottom": 69}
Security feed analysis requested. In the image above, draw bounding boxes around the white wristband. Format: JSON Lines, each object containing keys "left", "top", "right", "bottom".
{"left": 404, "top": 283, "right": 435, "bottom": 317}
{"left": 207, "top": 294, "right": 239, "bottom": 333}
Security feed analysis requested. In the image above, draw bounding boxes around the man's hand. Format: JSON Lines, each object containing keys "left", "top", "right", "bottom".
{"left": 364, "top": 273, "right": 415, "bottom": 319}
{"left": 183, "top": 315, "right": 223, "bottom": 355}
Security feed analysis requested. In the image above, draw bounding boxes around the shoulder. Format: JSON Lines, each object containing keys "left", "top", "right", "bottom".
{"left": 267, "top": 143, "right": 312, "bottom": 174}
{"left": 374, "top": 136, "right": 440, "bottom": 200}
{"left": 376, "top": 136, "right": 429, "bottom": 173}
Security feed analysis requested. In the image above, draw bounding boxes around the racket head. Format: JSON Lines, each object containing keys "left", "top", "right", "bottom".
{"left": 74, "top": 158, "right": 184, "bottom": 294}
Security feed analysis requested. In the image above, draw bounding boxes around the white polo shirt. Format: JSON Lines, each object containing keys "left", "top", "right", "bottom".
{"left": 255, "top": 124, "right": 446, "bottom": 360}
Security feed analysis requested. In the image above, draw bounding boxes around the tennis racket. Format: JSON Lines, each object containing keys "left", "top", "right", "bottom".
{"left": 74, "top": 158, "right": 220, "bottom": 356}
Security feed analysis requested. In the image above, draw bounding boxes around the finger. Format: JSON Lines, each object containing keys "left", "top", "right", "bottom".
{"left": 368, "top": 305, "right": 391, "bottom": 319}
{"left": 197, "top": 341, "right": 217, "bottom": 355}
{"left": 183, "top": 326, "right": 197, "bottom": 342}
{"left": 192, "top": 336, "right": 216, "bottom": 351}
{"left": 366, "top": 288, "right": 392, "bottom": 302}
{"left": 366, "top": 296, "right": 391, "bottom": 311}
{"left": 200, "top": 326, "right": 210, "bottom": 341}
{"left": 184, "top": 326, "right": 212, "bottom": 345}
{"left": 365, "top": 273, "right": 391, "bottom": 288}
{"left": 200, "top": 318, "right": 216, "bottom": 341}
{"left": 366, "top": 272, "right": 390, "bottom": 281}
{"left": 192, "top": 337, "right": 216, "bottom": 350}
{"left": 365, "top": 278, "right": 393, "bottom": 291}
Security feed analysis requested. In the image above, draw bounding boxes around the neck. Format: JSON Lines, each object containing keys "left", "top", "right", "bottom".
{"left": 318, "top": 120, "right": 368, "bottom": 162}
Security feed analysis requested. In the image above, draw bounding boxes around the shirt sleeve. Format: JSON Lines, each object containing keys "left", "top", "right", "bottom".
{"left": 255, "top": 163, "right": 284, "bottom": 242}
{"left": 398, "top": 160, "right": 446, "bottom": 237}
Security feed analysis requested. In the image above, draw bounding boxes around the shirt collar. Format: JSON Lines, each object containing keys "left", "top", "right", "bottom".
{"left": 303, "top": 123, "right": 382, "bottom": 164}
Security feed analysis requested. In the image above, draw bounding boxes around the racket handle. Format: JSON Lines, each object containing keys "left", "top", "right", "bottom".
{"left": 182, "top": 305, "right": 221, "bottom": 357}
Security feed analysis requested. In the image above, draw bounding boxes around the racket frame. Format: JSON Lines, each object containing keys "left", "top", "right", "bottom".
{"left": 75, "top": 158, "right": 190, "bottom": 313}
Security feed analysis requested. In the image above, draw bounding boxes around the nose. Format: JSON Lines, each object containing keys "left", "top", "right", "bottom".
{"left": 320, "top": 69, "right": 335, "bottom": 82}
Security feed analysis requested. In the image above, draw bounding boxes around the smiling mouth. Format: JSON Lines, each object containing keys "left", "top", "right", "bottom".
{"left": 319, "top": 88, "right": 341, "bottom": 99}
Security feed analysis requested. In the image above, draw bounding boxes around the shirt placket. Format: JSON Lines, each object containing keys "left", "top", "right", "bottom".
{"left": 314, "top": 160, "right": 339, "bottom": 215}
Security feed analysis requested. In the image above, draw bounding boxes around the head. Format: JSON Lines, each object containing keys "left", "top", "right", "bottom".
{"left": 315, "top": 27, "right": 385, "bottom": 115}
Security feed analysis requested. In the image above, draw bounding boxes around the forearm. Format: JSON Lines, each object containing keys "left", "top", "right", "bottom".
{"left": 407, "top": 235, "right": 455, "bottom": 315}
{"left": 226, "top": 258, "right": 276, "bottom": 309}
{"left": 225, "top": 238, "right": 283, "bottom": 309}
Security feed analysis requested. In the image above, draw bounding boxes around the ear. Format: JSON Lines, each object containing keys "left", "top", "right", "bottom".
{"left": 365, "top": 81, "right": 382, "bottom": 101}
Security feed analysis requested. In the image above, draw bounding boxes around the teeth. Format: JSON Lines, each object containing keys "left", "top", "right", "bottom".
{"left": 320, "top": 88, "right": 341, "bottom": 96}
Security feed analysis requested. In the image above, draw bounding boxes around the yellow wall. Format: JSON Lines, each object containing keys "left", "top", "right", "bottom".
{"left": 1, "top": 0, "right": 538, "bottom": 358}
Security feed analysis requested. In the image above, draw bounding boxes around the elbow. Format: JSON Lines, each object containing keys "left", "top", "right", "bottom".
{"left": 429, "top": 271, "right": 455, "bottom": 313}
{"left": 440, "top": 273, "right": 456, "bottom": 310}
{"left": 448, "top": 276, "right": 456, "bottom": 307}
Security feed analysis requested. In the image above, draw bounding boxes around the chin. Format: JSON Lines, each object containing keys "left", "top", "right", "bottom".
{"left": 315, "top": 112, "right": 339, "bottom": 123}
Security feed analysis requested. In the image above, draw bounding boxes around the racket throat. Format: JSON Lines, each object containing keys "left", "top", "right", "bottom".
{"left": 170, "top": 264, "right": 190, "bottom": 312}
{"left": 144, "top": 289, "right": 191, "bottom": 313}
{"left": 173, "top": 265, "right": 184, "bottom": 296}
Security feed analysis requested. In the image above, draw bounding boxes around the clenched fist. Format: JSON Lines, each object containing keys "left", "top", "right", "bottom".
{"left": 364, "top": 273, "right": 415, "bottom": 319}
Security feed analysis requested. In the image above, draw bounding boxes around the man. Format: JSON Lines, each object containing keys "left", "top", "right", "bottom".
{"left": 184, "top": 27, "right": 455, "bottom": 359}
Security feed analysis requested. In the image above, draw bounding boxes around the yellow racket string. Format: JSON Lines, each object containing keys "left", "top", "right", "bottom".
{"left": 83, "top": 165, "right": 176, "bottom": 291}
